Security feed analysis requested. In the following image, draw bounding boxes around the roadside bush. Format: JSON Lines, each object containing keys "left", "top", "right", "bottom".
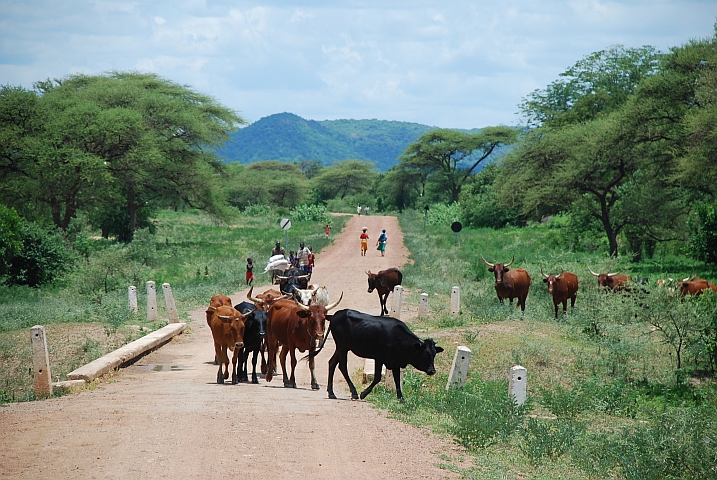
{"left": 520, "top": 417, "right": 585, "bottom": 464}
{"left": 243, "top": 204, "right": 272, "bottom": 217}
{"left": 291, "top": 203, "right": 329, "bottom": 223}
{"left": 425, "top": 202, "right": 461, "bottom": 227}
{"left": 4, "top": 222, "right": 75, "bottom": 287}
{"left": 687, "top": 200, "right": 717, "bottom": 264}
{"left": 438, "top": 379, "right": 530, "bottom": 449}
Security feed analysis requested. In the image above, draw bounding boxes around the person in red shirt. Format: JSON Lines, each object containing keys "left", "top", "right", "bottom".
{"left": 360, "top": 227, "right": 369, "bottom": 256}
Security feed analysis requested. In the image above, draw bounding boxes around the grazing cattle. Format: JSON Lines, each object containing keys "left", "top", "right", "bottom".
{"left": 589, "top": 269, "right": 631, "bottom": 291}
{"left": 678, "top": 278, "right": 717, "bottom": 296}
{"left": 207, "top": 305, "right": 246, "bottom": 384}
{"left": 236, "top": 308, "right": 268, "bottom": 384}
{"left": 309, "top": 309, "right": 443, "bottom": 402}
{"left": 366, "top": 268, "right": 403, "bottom": 316}
{"left": 541, "top": 269, "right": 579, "bottom": 318}
{"left": 265, "top": 294, "right": 343, "bottom": 389}
{"left": 481, "top": 255, "right": 531, "bottom": 312}
{"left": 276, "top": 267, "right": 311, "bottom": 296}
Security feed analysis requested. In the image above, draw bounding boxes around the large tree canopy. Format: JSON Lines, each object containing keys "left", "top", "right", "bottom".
{"left": 0, "top": 72, "right": 244, "bottom": 240}
{"left": 312, "top": 160, "right": 377, "bottom": 201}
{"left": 398, "top": 127, "right": 518, "bottom": 203}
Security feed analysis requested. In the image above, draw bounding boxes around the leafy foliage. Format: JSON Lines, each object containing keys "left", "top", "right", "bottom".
{"left": 4, "top": 221, "right": 74, "bottom": 287}
{"left": 688, "top": 201, "right": 717, "bottom": 264}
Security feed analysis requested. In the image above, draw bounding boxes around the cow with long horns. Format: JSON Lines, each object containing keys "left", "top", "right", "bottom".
{"left": 541, "top": 269, "right": 579, "bottom": 318}
{"left": 265, "top": 293, "right": 343, "bottom": 389}
{"left": 481, "top": 255, "right": 531, "bottom": 312}
{"left": 589, "top": 269, "right": 631, "bottom": 291}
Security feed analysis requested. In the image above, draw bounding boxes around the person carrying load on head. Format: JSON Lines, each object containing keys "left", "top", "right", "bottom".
{"left": 360, "top": 227, "right": 369, "bottom": 256}
{"left": 376, "top": 229, "right": 387, "bottom": 257}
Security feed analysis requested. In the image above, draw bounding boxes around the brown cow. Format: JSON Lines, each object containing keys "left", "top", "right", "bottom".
{"left": 265, "top": 294, "right": 342, "bottom": 389}
{"left": 541, "top": 269, "right": 579, "bottom": 318}
{"left": 481, "top": 255, "right": 531, "bottom": 312}
{"left": 366, "top": 268, "right": 403, "bottom": 316}
{"left": 206, "top": 294, "right": 232, "bottom": 325}
{"left": 247, "top": 287, "right": 287, "bottom": 310}
{"left": 589, "top": 269, "right": 631, "bottom": 291}
{"left": 678, "top": 278, "right": 717, "bottom": 296}
{"left": 207, "top": 305, "right": 246, "bottom": 385}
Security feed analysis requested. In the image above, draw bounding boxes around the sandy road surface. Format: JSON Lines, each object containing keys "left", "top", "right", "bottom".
{"left": 0, "top": 214, "right": 457, "bottom": 479}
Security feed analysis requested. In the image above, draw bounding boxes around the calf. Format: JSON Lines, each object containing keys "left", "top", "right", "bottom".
{"left": 589, "top": 269, "right": 631, "bottom": 291}
{"left": 481, "top": 255, "right": 531, "bottom": 312}
{"left": 679, "top": 278, "right": 717, "bottom": 296}
{"left": 206, "top": 294, "right": 232, "bottom": 325}
{"left": 310, "top": 309, "right": 443, "bottom": 402}
{"left": 208, "top": 305, "right": 246, "bottom": 385}
{"left": 366, "top": 268, "right": 403, "bottom": 316}
{"left": 541, "top": 269, "right": 579, "bottom": 318}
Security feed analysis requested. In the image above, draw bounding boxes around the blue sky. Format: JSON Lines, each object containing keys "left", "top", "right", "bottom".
{"left": 1, "top": 1, "right": 715, "bottom": 129}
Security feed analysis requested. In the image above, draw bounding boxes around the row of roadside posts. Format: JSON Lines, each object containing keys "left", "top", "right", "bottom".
{"left": 371, "top": 284, "right": 527, "bottom": 406}
{"left": 31, "top": 281, "right": 180, "bottom": 398}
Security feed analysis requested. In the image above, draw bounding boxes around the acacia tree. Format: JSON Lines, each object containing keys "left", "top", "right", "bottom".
{"left": 312, "top": 160, "right": 377, "bottom": 200}
{"left": 399, "top": 127, "right": 517, "bottom": 203}
{"left": 0, "top": 72, "right": 244, "bottom": 240}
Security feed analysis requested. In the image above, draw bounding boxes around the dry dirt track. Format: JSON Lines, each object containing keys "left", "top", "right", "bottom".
{"left": 0, "top": 214, "right": 458, "bottom": 479}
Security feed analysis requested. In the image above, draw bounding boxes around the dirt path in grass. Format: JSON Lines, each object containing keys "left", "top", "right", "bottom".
{"left": 0, "top": 214, "right": 459, "bottom": 479}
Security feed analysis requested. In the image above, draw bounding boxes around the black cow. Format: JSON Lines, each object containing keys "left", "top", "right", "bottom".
{"left": 366, "top": 268, "right": 403, "bottom": 316}
{"left": 310, "top": 309, "right": 443, "bottom": 402}
{"left": 276, "top": 267, "right": 310, "bottom": 296}
{"left": 236, "top": 308, "right": 268, "bottom": 383}
{"left": 234, "top": 301, "right": 256, "bottom": 315}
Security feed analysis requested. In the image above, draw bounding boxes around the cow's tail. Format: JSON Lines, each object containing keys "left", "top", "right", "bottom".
{"left": 303, "top": 322, "right": 332, "bottom": 362}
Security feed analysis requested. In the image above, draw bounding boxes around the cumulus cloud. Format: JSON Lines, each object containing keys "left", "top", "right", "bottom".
{"left": 0, "top": 0, "right": 714, "bottom": 128}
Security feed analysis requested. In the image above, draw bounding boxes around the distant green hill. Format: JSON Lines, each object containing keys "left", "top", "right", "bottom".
{"left": 216, "top": 112, "right": 498, "bottom": 172}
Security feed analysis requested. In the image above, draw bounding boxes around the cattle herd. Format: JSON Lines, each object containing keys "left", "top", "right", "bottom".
{"left": 205, "top": 262, "right": 716, "bottom": 401}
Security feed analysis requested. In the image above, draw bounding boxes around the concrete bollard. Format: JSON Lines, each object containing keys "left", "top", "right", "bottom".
{"left": 31, "top": 325, "right": 53, "bottom": 397}
{"left": 418, "top": 293, "right": 429, "bottom": 318}
{"left": 450, "top": 286, "right": 460, "bottom": 316}
{"left": 446, "top": 346, "right": 471, "bottom": 390}
{"left": 509, "top": 365, "right": 527, "bottom": 406}
{"left": 128, "top": 286, "right": 138, "bottom": 314}
{"left": 362, "top": 358, "right": 386, "bottom": 384}
{"left": 384, "top": 368, "right": 403, "bottom": 392}
{"left": 162, "top": 283, "right": 179, "bottom": 323}
{"left": 146, "top": 281, "right": 158, "bottom": 321}
{"left": 390, "top": 285, "right": 403, "bottom": 319}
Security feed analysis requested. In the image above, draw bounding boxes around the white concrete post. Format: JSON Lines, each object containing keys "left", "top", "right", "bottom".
{"left": 390, "top": 285, "right": 403, "bottom": 319}
{"left": 509, "top": 365, "right": 527, "bottom": 406}
{"left": 446, "top": 346, "right": 471, "bottom": 390}
{"left": 146, "top": 281, "right": 158, "bottom": 321}
{"left": 418, "top": 293, "right": 429, "bottom": 318}
{"left": 128, "top": 286, "right": 138, "bottom": 314}
{"left": 450, "top": 286, "right": 460, "bottom": 316}
{"left": 162, "top": 283, "right": 179, "bottom": 323}
{"left": 384, "top": 368, "right": 403, "bottom": 392}
{"left": 362, "top": 358, "right": 386, "bottom": 384}
{"left": 31, "top": 325, "right": 53, "bottom": 397}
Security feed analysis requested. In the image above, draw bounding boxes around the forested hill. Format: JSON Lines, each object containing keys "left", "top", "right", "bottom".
{"left": 217, "top": 112, "right": 481, "bottom": 172}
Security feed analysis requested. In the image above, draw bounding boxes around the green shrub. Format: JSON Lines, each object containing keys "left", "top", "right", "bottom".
{"left": 4, "top": 222, "right": 75, "bottom": 287}
{"left": 243, "top": 204, "right": 272, "bottom": 217}
{"left": 520, "top": 417, "right": 585, "bottom": 464}
{"left": 290, "top": 203, "right": 329, "bottom": 223}
{"left": 538, "top": 384, "right": 592, "bottom": 419}
{"left": 687, "top": 201, "right": 717, "bottom": 264}
{"left": 426, "top": 202, "right": 461, "bottom": 226}
{"left": 438, "top": 379, "right": 530, "bottom": 450}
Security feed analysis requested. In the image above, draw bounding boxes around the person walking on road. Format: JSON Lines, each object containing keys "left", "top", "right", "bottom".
{"left": 360, "top": 227, "right": 369, "bottom": 256}
{"left": 246, "top": 258, "right": 254, "bottom": 286}
{"left": 325, "top": 224, "right": 331, "bottom": 238}
{"left": 364, "top": 206, "right": 369, "bottom": 215}
{"left": 297, "top": 242, "right": 311, "bottom": 274}
{"left": 376, "top": 229, "right": 387, "bottom": 257}
{"left": 357, "top": 205, "right": 361, "bottom": 216}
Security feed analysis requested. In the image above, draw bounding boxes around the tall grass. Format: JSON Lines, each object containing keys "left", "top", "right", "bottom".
{"left": 361, "top": 209, "right": 717, "bottom": 479}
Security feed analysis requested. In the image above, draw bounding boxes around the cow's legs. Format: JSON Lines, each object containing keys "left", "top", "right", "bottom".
{"left": 392, "top": 368, "right": 405, "bottom": 402}
{"left": 562, "top": 299, "right": 568, "bottom": 316}
{"left": 260, "top": 340, "right": 268, "bottom": 374}
{"left": 215, "top": 344, "right": 228, "bottom": 384}
{"left": 309, "top": 347, "right": 320, "bottom": 390}
{"left": 379, "top": 293, "right": 388, "bottom": 316}
{"left": 336, "top": 350, "right": 358, "bottom": 399}
{"left": 265, "top": 338, "right": 278, "bottom": 383}
{"left": 360, "top": 361, "right": 384, "bottom": 399}
{"left": 250, "top": 350, "right": 259, "bottom": 383}
{"left": 279, "top": 345, "right": 291, "bottom": 387}
{"left": 327, "top": 351, "right": 340, "bottom": 399}
{"left": 570, "top": 295, "right": 576, "bottom": 309}
{"left": 554, "top": 302, "right": 559, "bottom": 319}
{"left": 238, "top": 348, "right": 249, "bottom": 382}
{"left": 231, "top": 347, "right": 241, "bottom": 385}
{"left": 288, "top": 348, "right": 298, "bottom": 388}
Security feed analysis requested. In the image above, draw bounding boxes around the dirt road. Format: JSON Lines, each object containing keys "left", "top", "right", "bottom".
{"left": 0, "top": 214, "right": 457, "bottom": 479}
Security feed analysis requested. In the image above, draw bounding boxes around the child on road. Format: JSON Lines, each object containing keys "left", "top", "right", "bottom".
{"left": 360, "top": 228, "right": 369, "bottom": 256}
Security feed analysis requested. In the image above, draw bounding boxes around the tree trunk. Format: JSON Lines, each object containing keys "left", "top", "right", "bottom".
{"left": 598, "top": 197, "right": 619, "bottom": 258}
{"left": 127, "top": 183, "right": 137, "bottom": 242}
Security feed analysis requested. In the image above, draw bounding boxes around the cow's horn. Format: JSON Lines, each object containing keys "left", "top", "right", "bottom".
{"left": 298, "top": 275, "right": 310, "bottom": 280}
{"left": 217, "top": 315, "right": 231, "bottom": 320}
{"left": 326, "top": 292, "right": 343, "bottom": 311}
{"left": 480, "top": 255, "right": 494, "bottom": 267}
{"left": 505, "top": 255, "right": 515, "bottom": 267}
{"left": 365, "top": 270, "right": 371, "bottom": 275}
{"left": 682, "top": 276, "right": 691, "bottom": 282}
{"left": 296, "top": 299, "right": 310, "bottom": 311}
{"left": 589, "top": 268, "right": 599, "bottom": 277}
{"left": 607, "top": 272, "right": 620, "bottom": 277}
{"left": 278, "top": 294, "right": 291, "bottom": 300}
{"left": 541, "top": 268, "right": 549, "bottom": 279}
{"left": 247, "top": 287, "right": 263, "bottom": 305}
{"left": 276, "top": 276, "right": 287, "bottom": 281}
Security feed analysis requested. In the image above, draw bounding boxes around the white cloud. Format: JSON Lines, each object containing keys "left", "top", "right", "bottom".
{"left": 0, "top": 1, "right": 715, "bottom": 128}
